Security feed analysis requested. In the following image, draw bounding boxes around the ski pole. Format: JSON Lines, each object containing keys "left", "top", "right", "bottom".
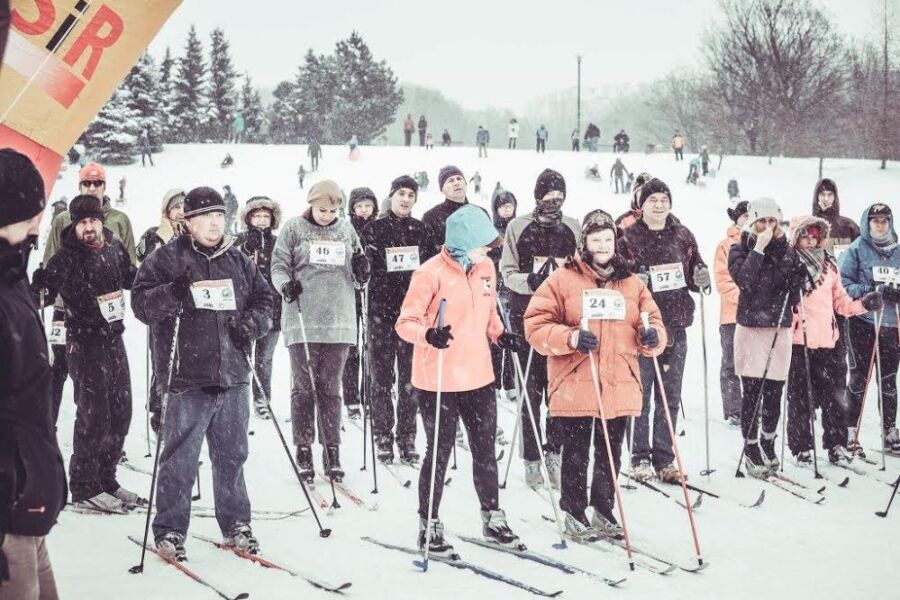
{"left": 296, "top": 307, "right": 340, "bottom": 509}
{"left": 499, "top": 348, "right": 534, "bottom": 489}
{"left": 583, "top": 317, "right": 635, "bottom": 571}
{"left": 876, "top": 474, "right": 900, "bottom": 518}
{"left": 873, "top": 309, "right": 888, "bottom": 472}
{"left": 779, "top": 384, "right": 788, "bottom": 472}
{"left": 130, "top": 306, "right": 182, "bottom": 575}
{"left": 641, "top": 312, "right": 704, "bottom": 567}
{"left": 359, "top": 289, "right": 378, "bottom": 494}
{"left": 420, "top": 299, "right": 448, "bottom": 573}
{"left": 799, "top": 296, "right": 823, "bottom": 479}
{"left": 145, "top": 328, "right": 152, "bottom": 458}
{"left": 699, "top": 291, "right": 713, "bottom": 478}
{"left": 498, "top": 299, "right": 566, "bottom": 549}
{"left": 244, "top": 354, "right": 332, "bottom": 537}
{"left": 851, "top": 341, "right": 877, "bottom": 445}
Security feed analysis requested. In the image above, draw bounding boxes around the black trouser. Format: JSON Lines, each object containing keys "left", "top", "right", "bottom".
{"left": 67, "top": 335, "right": 132, "bottom": 502}
{"left": 342, "top": 310, "right": 362, "bottom": 407}
{"left": 536, "top": 139, "right": 546, "bottom": 153}
{"left": 674, "top": 148, "right": 683, "bottom": 160}
{"left": 141, "top": 150, "right": 154, "bottom": 166}
{"left": 740, "top": 376, "right": 783, "bottom": 441}
{"left": 417, "top": 384, "right": 498, "bottom": 518}
{"left": 369, "top": 314, "right": 416, "bottom": 443}
{"left": 614, "top": 175, "right": 625, "bottom": 193}
{"left": 559, "top": 416, "right": 626, "bottom": 520}
{"left": 518, "top": 348, "right": 560, "bottom": 460}
{"left": 289, "top": 343, "right": 349, "bottom": 447}
{"left": 310, "top": 156, "right": 319, "bottom": 171}
{"left": 719, "top": 324, "right": 742, "bottom": 419}
{"left": 147, "top": 328, "right": 161, "bottom": 433}
{"left": 404, "top": 131, "right": 412, "bottom": 146}
{"left": 788, "top": 345, "right": 846, "bottom": 454}
{"left": 846, "top": 316, "right": 899, "bottom": 430}
{"left": 572, "top": 140, "right": 580, "bottom": 151}
{"left": 702, "top": 161, "right": 709, "bottom": 175}
{"left": 508, "top": 137, "right": 517, "bottom": 149}
{"left": 51, "top": 343, "right": 68, "bottom": 425}
{"left": 490, "top": 343, "right": 515, "bottom": 393}
{"left": 419, "top": 131, "right": 426, "bottom": 146}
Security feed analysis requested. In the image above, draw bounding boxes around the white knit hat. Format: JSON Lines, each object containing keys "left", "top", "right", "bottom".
{"left": 743, "top": 197, "right": 783, "bottom": 231}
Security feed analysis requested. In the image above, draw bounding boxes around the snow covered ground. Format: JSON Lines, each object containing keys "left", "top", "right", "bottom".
{"left": 41, "top": 143, "right": 899, "bottom": 599}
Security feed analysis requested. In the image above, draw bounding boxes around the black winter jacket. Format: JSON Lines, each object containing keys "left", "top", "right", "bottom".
{"left": 422, "top": 198, "right": 488, "bottom": 260}
{"left": 131, "top": 234, "right": 274, "bottom": 392}
{"left": 237, "top": 227, "right": 281, "bottom": 331}
{"left": 728, "top": 232, "right": 801, "bottom": 328}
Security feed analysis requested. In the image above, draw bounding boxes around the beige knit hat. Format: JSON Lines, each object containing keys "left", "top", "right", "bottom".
{"left": 307, "top": 180, "right": 343, "bottom": 207}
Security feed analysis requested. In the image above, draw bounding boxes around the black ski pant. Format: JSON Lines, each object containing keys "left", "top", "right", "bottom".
{"left": 846, "top": 316, "right": 899, "bottom": 430}
{"left": 417, "top": 384, "right": 499, "bottom": 519}
{"left": 674, "top": 148, "right": 683, "bottom": 160}
{"left": 614, "top": 175, "right": 625, "bottom": 193}
{"left": 740, "top": 376, "right": 783, "bottom": 442}
{"left": 368, "top": 314, "right": 416, "bottom": 444}
{"left": 341, "top": 309, "right": 362, "bottom": 407}
{"left": 517, "top": 348, "right": 561, "bottom": 460}
{"left": 719, "top": 324, "right": 742, "bottom": 419}
{"left": 404, "top": 131, "right": 412, "bottom": 146}
{"left": 787, "top": 345, "right": 846, "bottom": 454}
{"left": 141, "top": 149, "right": 154, "bottom": 167}
{"left": 508, "top": 137, "right": 517, "bottom": 149}
{"left": 536, "top": 139, "right": 546, "bottom": 153}
{"left": 419, "top": 130, "right": 426, "bottom": 146}
{"left": 67, "top": 335, "right": 132, "bottom": 502}
{"left": 310, "top": 156, "right": 319, "bottom": 171}
{"left": 559, "top": 416, "right": 626, "bottom": 521}
{"left": 289, "top": 343, "right": 349, "bottom": 448}
{"left": 251, "top": 329, "right": 279, "bottom": 412}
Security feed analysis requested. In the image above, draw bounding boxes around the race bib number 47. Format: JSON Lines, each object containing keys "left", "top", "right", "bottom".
{"left": 582, "top": 289, "right": 626, "bottom": 321}
{"left": 649, "top": 263, "right": 686, "bottom": 292}
{"left": 386, "top": 246, "right": 420, "bottom": 272}
{"left": 310, "top": 241, "right": 346, "bottom": 266}
{"left": 191, "top": 279, "right": 237, "bottom": 311}
{"left": 97, "top": 290, "right": 126, "bottom": 323}
{"left": 872, "top": 265, "right": 900, "bottom": 285}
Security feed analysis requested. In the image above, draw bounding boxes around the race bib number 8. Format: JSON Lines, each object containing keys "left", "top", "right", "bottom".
{"left": 649, "top": 263, "right": 686, "bottom": 292}
{"left": 97, "top": 290, "right": 126, "bottom": 323}
{"left": 872, "top": 265, "right": 900, "bottom": 285}
{"left": 386, "top": 246, "right": 420, "bottom": 272}
{"left": 582, "top": 289, "right": 626, "bottom": 320}
{"left": 48, "top": 321, "right": 66, "bottom": 345}
{"left": 191, "top": 279, "right": 237, "bottom": 311}
{"left": 310, "top": 241, "right": 346, "bottom": 266}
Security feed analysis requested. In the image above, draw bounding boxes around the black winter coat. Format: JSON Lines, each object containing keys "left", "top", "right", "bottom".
{"left": 237, "top": 227, "right": 281, "bottom": 331}
{"left": 422, "top": 198, "right": 487, "bottom": 260}
{"left": 44, "top": 227, "right": 136, "bottom": 343}
{"left": 0, "top": 246, "right": 67, "bottom": 537}
{"left": 131, "top": 234, "right": 274, "bottom": 392}
{"left": 728, "top": 232, "right": 801, "bottom": 328}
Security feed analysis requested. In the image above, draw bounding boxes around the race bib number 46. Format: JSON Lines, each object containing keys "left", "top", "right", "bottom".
{"left": 649, "top": 263, "right": 686, "bottom": 292}
{"left": 872, "top": 265, "right": 900, "bottom": 285}
{"left": 582, "top": 289, "right": 626, "bottom": 321}
{"left": 97, "top": 290, "right": 126, "bottom": 323}
{"left": 386, "top": 246, "right": 420, "bottom": 272}
{"left": 310, "top": 241, "right": 346, "bottom": 266}
{"left": 191, "top": 279, "right": 237, "bottom": 311}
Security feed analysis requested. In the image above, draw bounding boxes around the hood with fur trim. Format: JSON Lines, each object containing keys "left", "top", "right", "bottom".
{"left": 240, "top": 196, "right": 282, "bottom": 231}
{"left": 788, "top": 215, "right": 831, "bottom": 249}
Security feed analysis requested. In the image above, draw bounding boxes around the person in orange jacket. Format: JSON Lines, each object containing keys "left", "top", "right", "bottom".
{"left": 396, "top": 204, "right": 527, "bottom": 557}
{"left": 714, "top": 201, "right": 749, "bottom": 425}
{"left": 524, "top": 209, "right": 665, "bottom": 541}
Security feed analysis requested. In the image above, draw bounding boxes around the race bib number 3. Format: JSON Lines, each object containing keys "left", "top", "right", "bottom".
{"left": 386, "top": 246, "right": 420, "bottom": 272}
{"left": 649, "top": 263, "right": 686, "bottom": 292}
{"left": 97, "top": 290, "right": 126, "bottom": 323}
{"left": 872, "top": 265, "right": 900, "bottom": 285}
{"left": 583, "top": 289, "right": 626, "bottom": 321}
{"left": 310, "top": 241, "right": 346, "bottom": 266}
{"left": 48, "top": 321, "right": 66, "bottom": 345}
{"left": 191, "top": 279, "right": 237, "bottom": 311}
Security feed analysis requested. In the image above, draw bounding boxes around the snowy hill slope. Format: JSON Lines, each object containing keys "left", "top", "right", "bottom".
{"left": 42, "top": 144, "right": 899, "bottom": 599}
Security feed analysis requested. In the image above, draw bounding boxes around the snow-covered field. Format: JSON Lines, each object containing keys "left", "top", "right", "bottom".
{"left": 41, "top": 143, "right": 899, "bottom": 599}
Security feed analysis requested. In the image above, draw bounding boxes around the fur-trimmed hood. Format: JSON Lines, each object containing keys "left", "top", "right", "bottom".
{"left": 240, "top": 196, "right": 282, "bottom": 230}
{"left": 788, "top": 215, "right": 831, "bottom": 249}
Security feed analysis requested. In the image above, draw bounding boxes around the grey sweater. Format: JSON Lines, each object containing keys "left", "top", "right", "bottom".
{"left": 271, "top": 215, "right": 362, "bottom": 345}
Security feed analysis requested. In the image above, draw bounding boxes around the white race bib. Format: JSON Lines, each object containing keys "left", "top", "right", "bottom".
{"left": 533, "top": 256, "right": 560, "bottom": 274}
{"left": 832, "top": 244, "right": 849, "bottom": 262}
{"left": 191, "top": 279, "right": 237, "bottom": 311}
{"left": 48, "top": 321, "right": 66, "bottom": 345}
{"left": 582, "top": 288, "right": 626, "bottom": 321}
{"left": 386, "top": 246, "right": 420, "bottom": 272}
{"left": 96, "top": 290, "right": 126, "bottom": 323}
{"left": 649, "top": 263, "right": 686, "bottom": 292}
{"left": 310, "top": 241, "right": 346, "bottom": 266}
{"left": 872, "top": 265, "right": 900, "bottom": 285}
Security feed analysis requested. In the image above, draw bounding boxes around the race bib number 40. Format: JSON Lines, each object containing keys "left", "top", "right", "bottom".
{"left": 386, "top": 246, "right": 420, "bottom": 272}
{"left": 582, "top": 289, "right": 626, "bottom": 320}
{"left": 310, "top": 241, "right": 346, "bottom": 266}
{"left": 872, "top": 265, "right": 900, "bottom": 285}
{"left": 649, "top": 263, "right": 686, "bottom": 292}
{"left": 191, "top": 279, "right": 237, "bottom": 311}
{"left": 97, "top": 290, "right": 126, "bottom": 323}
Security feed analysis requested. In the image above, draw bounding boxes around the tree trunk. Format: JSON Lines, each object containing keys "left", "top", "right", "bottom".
{"left": 818, "top": 156, "right": 824, "bottom": 179}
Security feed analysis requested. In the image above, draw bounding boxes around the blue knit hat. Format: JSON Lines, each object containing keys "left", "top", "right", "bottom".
{"left": 445, "top": 205, "right": 502, "bottom": 251}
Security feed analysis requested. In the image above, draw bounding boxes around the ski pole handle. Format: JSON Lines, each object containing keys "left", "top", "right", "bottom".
{"left": 640, "top": 311, "right": 650, "bottom": 330}
{"left": 437, "top": 298, "right": 447, "bottom": 329}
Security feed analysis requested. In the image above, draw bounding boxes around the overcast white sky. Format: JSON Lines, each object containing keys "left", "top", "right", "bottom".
{"left": 148, "top": 0, "right": 890, "bottom": 112}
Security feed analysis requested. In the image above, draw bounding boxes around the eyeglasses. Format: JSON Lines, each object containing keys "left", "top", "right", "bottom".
{"left": 81, "top": 180, "right": 105, "bottom": 188}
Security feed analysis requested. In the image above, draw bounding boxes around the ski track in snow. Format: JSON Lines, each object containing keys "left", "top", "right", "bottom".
{"left": 43, "top": 144, "right": 900, "bottom": 599}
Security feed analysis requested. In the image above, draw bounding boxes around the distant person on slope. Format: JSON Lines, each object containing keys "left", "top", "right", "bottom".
{"left": 508, "top": 118, "right": 520, "bottom": 149}
{"left": 609, "top": 158, "right": 630, "bottom": 194}
{"left": 536, "top": 125, "right": 549, "bottom": 153}
{"left": 476, "top": 126, "right": 490, "bottom": 158}
{"left": 308, "top": 139, "right": 322, "bottom": 171}
{"left": 672, "top": 131, "right": 685, "bottom": 160}
{"left": 223, "top": 185, "right": 239, "bottom": 235}
{"left": 403, "top": 114, "right": 415, "bottom": 146}
{"left": 418, "top": 115, "right": 428, "bottom": 147}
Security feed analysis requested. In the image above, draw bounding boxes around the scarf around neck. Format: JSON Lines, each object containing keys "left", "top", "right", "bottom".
{"left": 797, "top": 248, "right": 827, "bottom": 291}
{"left": 534, "top": 198, "right": 563, "bottom": 227}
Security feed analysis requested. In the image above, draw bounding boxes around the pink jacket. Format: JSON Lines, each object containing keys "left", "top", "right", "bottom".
{"left": 396, "top": 249, "right": 504, "bottom": 392}
{"left": 791, "top": 265, "right": 865, "bottom": 348}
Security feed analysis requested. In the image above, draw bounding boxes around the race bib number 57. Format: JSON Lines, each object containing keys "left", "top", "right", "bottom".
{"left": 191, "top": 279, "right": 237, "bottom": 311}
{"left": 649, "top": 263, "right": 686, "bottom": 292}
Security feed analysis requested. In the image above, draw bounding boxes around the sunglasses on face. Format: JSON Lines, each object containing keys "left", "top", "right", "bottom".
{"left": 81, "top": 180, "right": 105, "bottom": 188}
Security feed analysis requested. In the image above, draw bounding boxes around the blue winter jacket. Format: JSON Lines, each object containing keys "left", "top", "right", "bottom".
{"left": 839, "top": 208, "right": 899, "bottom": 328}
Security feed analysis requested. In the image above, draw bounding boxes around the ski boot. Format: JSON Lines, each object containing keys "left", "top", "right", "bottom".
{"left": 398, "top": 438, "right": 420, "bottom": 465}
{"left": 828, "top": 445, "right": 853, "bottom": 465}
{"left": 376, "top": 435, "right": 394, "bottom": 464}
{"left": 156, "top": 531, "right": 186, "bottom": 561}
{"left": 524, "top": 460, "right": 543, "bottom": 489}
{"left": 793, "top": 450, "right": 813, "bottom": 466}
{"left": 590, "top": 508, "right": 624, "bottom": 540}
{"left": 113, "top": 486, "right": 148, "bottom": 509}
{"left": 296, "top": 446, "right": 315, "bottom": 484}
{"left": 418, "top": 518, "right": 457, "bottom": 558}
{"left": 73, "top": 492, "right": 129, "bottom": 515}
{"left": 760, "top": 431, "right": 780, "bottom": 470}
{"left": 631, "top": 459, "right": 657, "bottom": 483}
{"left": 224, "top": 522, "right": 259, "bottom": 554}
{"left": 743, "top": 441, "right": 770, "bottom": 479}
{"left": 727, "top": 415, "right": 741, "bottom": 428}
{"left": 481, "top": 509, "right": 523, "bottom": 548}
{"left": 656, "top": 462, "right": 686, "bottom": 484}
{"left": 545, "top": 450, "right": 562, "bottom": 490}
{"left": 563, "top": 510, "right": 599, "bottom": 542}
{"left": 323, "top": 446, "right": 345, "bottom": 482}
{"left": 886, "top": 427, "right": 900, "bottom": 452}
{"left": 847, "top": 427, "right": 866, "bottom": 459}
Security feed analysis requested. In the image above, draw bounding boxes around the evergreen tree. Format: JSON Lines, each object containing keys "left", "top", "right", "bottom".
{"left": 268, "top": 80, "right": 300, "bottom": 144}
{"left": 292, "top": 49, "right": 337, "bottom": 142}
{"left": 239, "top": 73, "right": 265, "bottom": 142}
{"left": 207, "top": 27, "right": 238, "bottom": 142}
{"left": 157, "top": 46, "right": 176, "bottom": 142}
{"left": 170, "top": 25, "right": 209, "bottom": 143}
{"left": 123, "top": 52, "right": 163, "bottom": 151}
{"left": 81, "top": 88, "right": 140, "bottom": 165}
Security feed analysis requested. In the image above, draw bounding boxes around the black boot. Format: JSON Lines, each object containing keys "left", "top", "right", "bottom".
{"left": 375, "top": 435, "right": 394, "bottom": 464}
{"left": 323, "top": 446, "right": 344, "bottom": 482}
{"left": 398, "top": 438, "right": 420, "bottom": 465}
{"left": 296, "top": 446, "right": 314, "bottom": 484}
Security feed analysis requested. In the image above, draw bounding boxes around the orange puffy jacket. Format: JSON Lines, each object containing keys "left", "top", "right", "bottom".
{"left": 524, "top": 257, "right": 666, "bottom": 420}
{"left": 714, "top": 225, "right": 741, "bottom": 325}
{"left": 396, "top": 248, "right": 504, "bottom": 392}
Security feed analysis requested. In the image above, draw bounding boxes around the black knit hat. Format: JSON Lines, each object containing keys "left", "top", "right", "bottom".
{"left": 438, "top": 165, "right": 464, "bottom": 190}
{"left": 0, "top": 149, "right": 46, "bottom": 228}
{"left": 348, "top": 187, "right": 377, "bottom": 213}
{"left": 534, "top": 168, "right": 566, "bottom": 201}
{"left": 638, "top": 178, "right": 672, "bottom": 208}
{"left": 727, "top": 200, "right": 750, "bottom": 224}
{"left": 69, "top": 194, "right": 105, "bottom": 223}
{"left": 183, "top": 186, "right": 226, "bottom": 218}
{"left": 867, "top": 203, "right": 892, "bottom": 220}
{"left": 389, "top": 175, "right": 418, "bottom": 198}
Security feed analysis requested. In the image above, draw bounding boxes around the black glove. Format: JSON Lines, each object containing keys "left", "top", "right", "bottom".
{"left": 31, "top": 266, "right": 48, "bottom": 290}
{"left": 171, "top": 270, "right": 192, "bottom": 302}
{"left": 281, "top": 280, "right": 303, "bottom": 302}
{"left": 351, "top": 250, "right": 371, "bottom": 285}
{"left": 862, "top": 290, "right": 884, "bottom": 311}
{"left": 575, "top": 329, "right": 598, "bottom": 354}
{"left": 876, "top": 284, "right": 900, "bottom": 303}
{"left": 639, "top": 326, "right": 660, "bottom": 349}
{"left": 228, "top": 316, "right": 255, "bottom": 351}
{"left": 425, "top": 325, "right": 453, "bottom": 349}
{"left": 527, "top": 271, "right": 549, "bottom": 292}
{"left": 243, "top": 228, "right": 263, "bottom": 254}
{"left": 498, "top": 332, "right": 527, "bottom": 352}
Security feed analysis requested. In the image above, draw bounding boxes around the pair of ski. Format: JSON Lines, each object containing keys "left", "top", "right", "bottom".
{"left": 619, "top": 471, "right": 703, "bottom": 510}
{"left": 307, "top": 475, "right": 379, "bottom": 513}
{"left": 128, "top": 534, "right": 351, "bottom": 597}
{"left": 798, "top": 455, "right": 896, "bottom": 488}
